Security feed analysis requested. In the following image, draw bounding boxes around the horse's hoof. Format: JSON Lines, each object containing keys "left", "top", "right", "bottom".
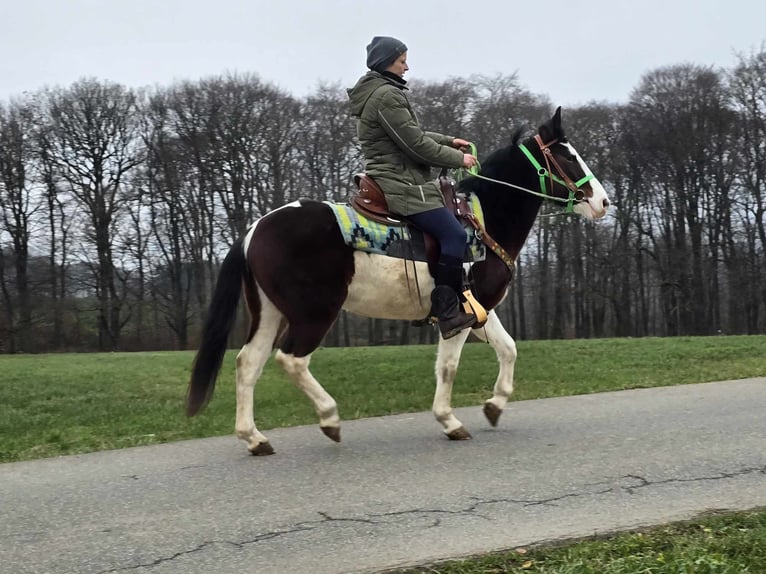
{"left": 321, "top": 426, "right": 341, "bottom": 443}
{"left": 483, "top": 402, "right": 503, "bottom": 427}
{"left": 446, "top": 426, "right": 472, "bottom": 441}
{"left": 250, "top": 441, "right": 275, "bottom": 456}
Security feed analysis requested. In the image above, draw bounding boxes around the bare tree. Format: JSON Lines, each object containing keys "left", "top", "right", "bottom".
{"left": 408, "top": 77, "right": 476, "bottom": 142}
{"left": 42, "top": 79, "right": 142, "bottom": 350}
{"left": 35, "top": 110, "right": 75, "bottom": 350}
{"left": 0, "top": 100, "right": 38, "bottom": 352}
{"left": 727, "top": 46, "right": 766, "bottom": 333}
{"left": 298, "top": 83, "right": 360, "bottom": 202}
{"left": 469, "top": 74, "right": 551, "bottom": 152}
{"left": 141, "top": 89, "right": 198, "bottom": 349}
{"left": 627, "top": 64, "right": 735, "bottom": 335}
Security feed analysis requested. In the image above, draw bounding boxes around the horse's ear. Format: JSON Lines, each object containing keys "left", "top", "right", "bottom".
{"left": 553, "top": 106, "right": 562, "bottom": 131}
{"left": 538, "top": 106, "right": 563, "bottom": 143}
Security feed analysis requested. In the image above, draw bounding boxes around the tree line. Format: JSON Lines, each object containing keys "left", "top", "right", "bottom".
{"left": 1, "top": 46, "right": 765, "bottom": 353}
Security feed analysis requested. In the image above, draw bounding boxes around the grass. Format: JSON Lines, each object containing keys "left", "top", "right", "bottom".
{"left": 1, "top": 335, "right": 765, "bottom": 462}
{"left": 391, "top": 508, "right": 766, "bottom": 573}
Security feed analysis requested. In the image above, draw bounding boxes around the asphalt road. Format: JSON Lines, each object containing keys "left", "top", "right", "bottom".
{"left": 2, "top": 378, "right": 766, "bottom": 574}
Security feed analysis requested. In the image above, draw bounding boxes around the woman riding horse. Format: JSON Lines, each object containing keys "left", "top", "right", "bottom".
{"left": 347, "top": 36, "right": 479, "bottom": 339}
{"left": 186, "top": 101, "right": 611, "bottom": 454}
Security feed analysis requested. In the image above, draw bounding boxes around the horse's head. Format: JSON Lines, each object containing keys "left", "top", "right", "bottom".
{"left": 528, "top": 107, "right": 610, "bottom": 219}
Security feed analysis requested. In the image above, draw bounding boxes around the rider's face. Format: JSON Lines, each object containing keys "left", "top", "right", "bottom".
{"left": 386, "top": 52, "right": 409, "bottom": 78}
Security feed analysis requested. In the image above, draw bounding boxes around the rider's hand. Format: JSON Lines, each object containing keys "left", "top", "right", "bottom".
{"left": 462, "top": 153, "right": 478, "bottom": 169}
{"left": 452, "top": 137, "right": 471, "bottom": 149}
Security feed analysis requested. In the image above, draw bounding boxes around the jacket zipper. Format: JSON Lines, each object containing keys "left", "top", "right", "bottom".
{"left": 418, "top": 185, "right": 425, "bottom": 202}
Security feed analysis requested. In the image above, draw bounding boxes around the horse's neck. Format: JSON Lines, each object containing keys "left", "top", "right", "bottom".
{"left": 473, "top": 173, "right": 542, "bottom": 262}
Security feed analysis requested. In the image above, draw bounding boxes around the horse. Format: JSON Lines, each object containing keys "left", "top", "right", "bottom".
{"left": 186, "top": 106, "right": 610, "bottom": 455}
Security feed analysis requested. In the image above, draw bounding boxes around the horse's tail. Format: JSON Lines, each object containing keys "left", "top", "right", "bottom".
{"left": 186, "top": 236, "right": 247, "bottom": 416}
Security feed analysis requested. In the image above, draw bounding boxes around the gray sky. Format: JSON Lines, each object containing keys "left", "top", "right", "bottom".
{"left": 1, "top": 0, "right": 764, "bottom": 106}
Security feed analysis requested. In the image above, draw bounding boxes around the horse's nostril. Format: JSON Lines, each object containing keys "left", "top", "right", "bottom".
{"left": 603, "top": 198, "right": 610, "bottom": 208}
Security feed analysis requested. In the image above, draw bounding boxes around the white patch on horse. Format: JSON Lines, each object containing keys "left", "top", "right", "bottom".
{"left": 564, "top": 142, "right": 610, "bottom": 219}
{"left": 344, "top": 253, "right": 434, "bottom": 320}
{"left": 243, "top": 221, "right": 258, "bottom": 255}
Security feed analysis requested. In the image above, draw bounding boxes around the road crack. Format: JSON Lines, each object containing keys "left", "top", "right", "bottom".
{"left": 622, "top": 465, "right": 766, "bottom": 494}
{"left": 96, "top": 463, "right": 766, "bottom": 572}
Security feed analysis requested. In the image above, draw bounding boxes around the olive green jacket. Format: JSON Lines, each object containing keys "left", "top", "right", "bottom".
{"left": 347, "top": 71, "right": 464, "bottom": 215}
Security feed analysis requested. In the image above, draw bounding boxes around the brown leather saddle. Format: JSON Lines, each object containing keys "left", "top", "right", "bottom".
{"left": 350, "top": 173, "right": 477, "bottom": 266}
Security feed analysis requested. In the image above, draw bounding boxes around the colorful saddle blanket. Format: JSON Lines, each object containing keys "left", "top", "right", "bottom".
{"left": 324, "top": 194, "right": 486, "bottom": 263}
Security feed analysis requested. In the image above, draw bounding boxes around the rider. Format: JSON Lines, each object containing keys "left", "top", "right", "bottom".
{"left": 347, "top": 36, "right": 479, "bottom": 340}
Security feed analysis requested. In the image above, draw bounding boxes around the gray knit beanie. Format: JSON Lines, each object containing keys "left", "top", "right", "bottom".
{"left": 366, "top": 36, "right": 407, "bottom": 72}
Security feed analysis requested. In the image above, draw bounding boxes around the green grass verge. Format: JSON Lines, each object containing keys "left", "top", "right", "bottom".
{"left": 392, "top": 508, "right": 766, "bottom": 573}
{"left": 1, "top": 335, "right": 764, "bottom": 462}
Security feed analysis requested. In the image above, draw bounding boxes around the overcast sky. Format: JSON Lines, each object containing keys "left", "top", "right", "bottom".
{"left": 1, "top": 0, "right": 764, "bottom": 107}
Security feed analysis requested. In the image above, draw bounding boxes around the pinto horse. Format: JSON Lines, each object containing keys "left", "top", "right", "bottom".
{"left": 186, "top": 107, "right": 610, "bottom": 455}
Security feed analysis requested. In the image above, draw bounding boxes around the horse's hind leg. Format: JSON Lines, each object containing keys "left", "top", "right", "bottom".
{"left": 472, "top": 310, "right": 517, "bottom": 427}
{"left": 433, "top": 328, "right": 473, "bottom": 440}
{"left": 275, "top": 323, "right": 341, "bottom": 442}
{"left": 235, "top": 286, "right": 283, "bottom": 455}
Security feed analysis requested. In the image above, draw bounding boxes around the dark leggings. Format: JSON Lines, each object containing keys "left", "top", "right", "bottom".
{"left": 407, "top": 207, "right": 466, "bottom": 264}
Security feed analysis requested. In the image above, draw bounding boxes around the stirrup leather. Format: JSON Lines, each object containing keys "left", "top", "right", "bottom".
{"left": 462, "top": 290, "right": 488, "bottom": 328}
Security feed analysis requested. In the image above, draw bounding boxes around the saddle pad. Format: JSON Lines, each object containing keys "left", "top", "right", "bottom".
{"left": 323, "top": 195, "right": 486, "bottom": 263}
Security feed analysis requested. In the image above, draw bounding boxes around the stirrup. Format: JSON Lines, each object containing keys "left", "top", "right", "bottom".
{"left": 462, "top": 290, "right": 488, "bottom": 328}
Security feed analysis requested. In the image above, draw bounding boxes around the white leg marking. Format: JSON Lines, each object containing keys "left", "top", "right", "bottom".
{"left": 472, "top": 310, "right": 518, "bottom": 413}
{"left": 432, "top": 328, "right": 472, "bottom": 434}
{"left": 235, "top": 287, "right": 283, "bottom": 451}
{"left": 275, "top": 351, "right": 340, "bottom": 430}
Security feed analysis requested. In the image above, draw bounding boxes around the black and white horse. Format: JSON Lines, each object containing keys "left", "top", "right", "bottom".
{"left": 187, "top": 107, "right": 610, "bottom": 455}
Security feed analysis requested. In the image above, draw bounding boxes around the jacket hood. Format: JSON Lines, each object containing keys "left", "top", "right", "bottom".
{"left": 347, "top": 71, "right": 404, "bottom": 117}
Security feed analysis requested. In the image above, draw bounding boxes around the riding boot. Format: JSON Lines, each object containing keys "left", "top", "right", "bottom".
{"left": 431, "top": 261, "right": 476, "bottom": 339}
{"left": 430, "top": 285, "right": 476, "bottom": 339}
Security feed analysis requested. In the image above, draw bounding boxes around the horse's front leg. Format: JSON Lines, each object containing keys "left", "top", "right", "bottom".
{"left": 472, "top": 310, "right": 517, "bottom": 427}
{"left": 433, "top": 328, "right": 473, "bottom": 440}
